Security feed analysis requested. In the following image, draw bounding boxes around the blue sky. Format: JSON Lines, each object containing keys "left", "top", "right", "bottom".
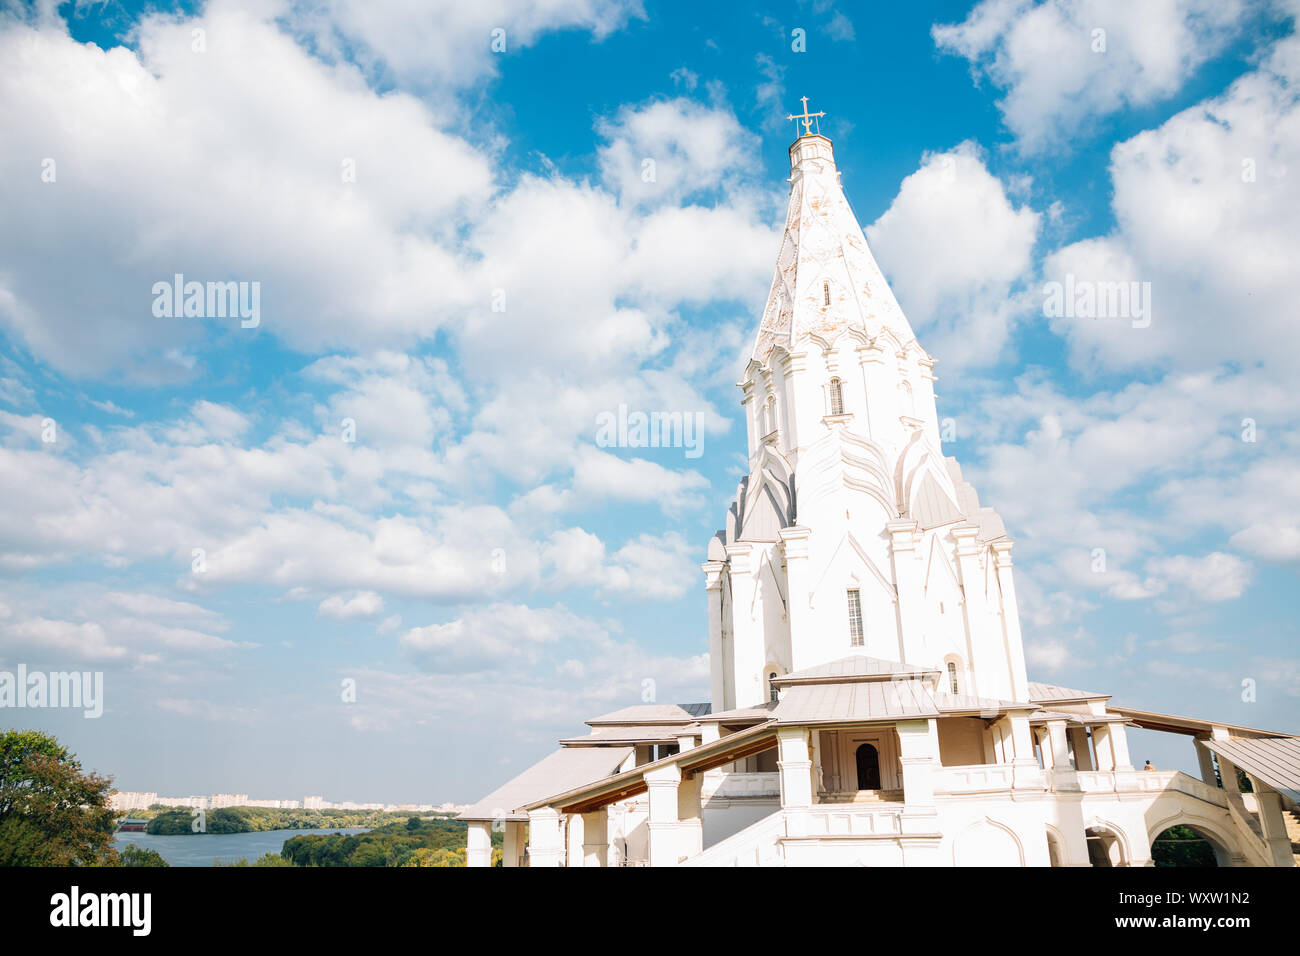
{"left": 1, "top": 0, "right": 1297, "bottom": 802}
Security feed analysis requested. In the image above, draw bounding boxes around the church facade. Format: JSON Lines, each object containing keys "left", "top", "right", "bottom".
{"left": 460, "top": 118, "right": 1299, "bottom": 868}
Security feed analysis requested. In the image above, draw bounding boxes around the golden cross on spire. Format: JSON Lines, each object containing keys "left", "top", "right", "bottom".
{"left": 786, "top": 96, "right": 826, "bottom": 137}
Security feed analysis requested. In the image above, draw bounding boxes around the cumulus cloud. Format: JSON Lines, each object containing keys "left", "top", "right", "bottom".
{"left": 317, "top": 590, "right": 385, "bottom": 619}
{"left": 1041, "top": 32, "right": 1300, "bottom": 374}
{"left": 597, "top": 97, "right": 760, "bottom": 206}
{"left": 933, "top": 0, "right": 1252, "bottom": 152}
{"left": 0, "top": 6, "right": 493, "bottom": 377}
{"left": 866, "top": 141, "right": 1039, "bottom": 366}
{"left": 1146, "top": 552, "right": 1253, "bottom": 602}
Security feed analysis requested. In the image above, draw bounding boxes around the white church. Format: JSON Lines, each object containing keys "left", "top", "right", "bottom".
{"left": 461, "top": 107, "right": 1300, "bottom": 868}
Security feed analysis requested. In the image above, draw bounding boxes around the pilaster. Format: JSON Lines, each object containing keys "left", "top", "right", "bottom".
{"left": 778, "top": 526, "right": 814, "bottom": 671}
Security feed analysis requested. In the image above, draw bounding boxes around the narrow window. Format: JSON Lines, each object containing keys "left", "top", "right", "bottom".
{"left": 829, "top": 377, "right": 844, "bottom": 416}
{"left": 947, "top": 661, "right": 959, "bottom": 694}
{"left": 846, "top": 589, "right": 864, "bottom": 647}
{"left": 823, "top": 281, "right": 831, "bottom": 306}
{"left": 768, "top": 672, "right": 780, "bottom": 703}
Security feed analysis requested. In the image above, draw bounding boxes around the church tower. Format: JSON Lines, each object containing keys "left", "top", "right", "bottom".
{"left": 702, "top": 111, "right": 1031, "bottom": 711}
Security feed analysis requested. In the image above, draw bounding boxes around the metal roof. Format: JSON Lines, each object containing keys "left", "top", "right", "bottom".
{"left": 560, "top": 725, "right": 700, "bottom": 745}
{"left": 773, "top": 679, "right": 939, "bottom": 723}
{"left": 586, "top": 702, "right": 711, "bottom": 726}
{"left": 697, "top": 701, "right": 779, "bottom": 723}
{"left": 1029, "top": 708, "right": 1129, "bottom": 726}
{"left": 772, "top": 679, "right": 1034, "bottom": 725}
{"left": 521, "top": 722, "right": 781, "bottom": 816}
{"left": 1027, "top": 681, "right": 1109, "bottom": 703}
{"left": 1108, "top": 706, "right": 1295, "bottom": 739}
{"left": 458, "top": 746, "right": 633, "bottom": 821}
{"left": 1203, "top": 737, "right": 1300, "bottom": 804}
{"left": 771, "top": 655, "right": 939, "bottom": 686}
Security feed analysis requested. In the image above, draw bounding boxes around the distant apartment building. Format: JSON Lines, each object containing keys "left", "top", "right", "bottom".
{"left": 208, "top": 793, "right": 248, "bottom": 809}
{"left": 109, "top": 791, "right": 158, "bottom": 812}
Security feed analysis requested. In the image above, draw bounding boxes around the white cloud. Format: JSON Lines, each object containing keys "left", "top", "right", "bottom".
{"left": 318, "top": 590, "right": 385, "bottom": 619}
{"left": 597, "top": 97, "right": 759, "bottom": 206}
{"left": 867, "top": 142, "right": 1039, "bottom": 366}
{"left": 0, "top": 7, "right": 492, "bottom": 377}
{"left": 1042, "top": 32, "right": 1300, "bottom": 374}
{"left": 569, "top": 446, "right": 710, "bottom": 512}
{"left": 934, "top": 0, "right": 1251, "bottom": 152}
{"left": 294, "top": 0, "right": 645, "bottom": 89}
{"left": 400, "top": 603, "right": 604, "bottom": 672}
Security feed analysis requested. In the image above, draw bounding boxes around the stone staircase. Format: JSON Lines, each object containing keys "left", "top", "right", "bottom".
{"left": 818, "top": 789, "right": 904, "bottom": 804}
{"left": 1286, "top": 807, "right": 1300, "bottom": 866}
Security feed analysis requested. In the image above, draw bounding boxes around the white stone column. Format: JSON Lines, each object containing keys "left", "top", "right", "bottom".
{"left": 1008, "top": 713, "right": 1042, "bottom": 788}
{"left": 778, "top": 526, "right": 814, "bottom": 671}
{"left": 951, "top": 526, "right": 988, "bottom": 695}
{"left": 990, "top": 540, "right": 1030, "bottom": 702}
{"left": 776, "top": 726, "right": 813, "bottom": 809}
{"left": 810, "top": 728, "right": 826, "bottom": 796}
{"left": 897, "top": 719, "right": 941, "bottom": 861}
{"left": 725, "top": 543, "right": 764, "bottom": 708}
{"left": 702, "top": 559, "right": 727, "bottom": 711}
{"left": 887, "top": 521, "right": 926, "bottom": 665}
{"left": 1045, "top": 719, "right": 1078, "bottom": 790}
{"left": 645, "top": 765, "right": 683, "bottom": 867}
{"left": 580, "top": 809, "right": 609, "bottom": 867}
{"left": 1108, "top": 720, "right": 1134, "bottom": 770}
{"left": 1068, "top": 727, "right": 1094, "bottom": 771}
{"left": 1092, "top": 724, "right": 1116, "bottom": 771}
{"left": 1194, "top": 738, "right": 1218, "bottom": 786}
{"left": 677, "top": 772, "right": 704, "bottom": 861}
{"left": 502, "top": 820, "right": 525, "bottom": 867}
{"left": 566, "top": 812, "right": 584, "bottom": 868}
{"left": 1251, "top": 781, "right": 1296, "bottom": 867}
{"left": 466, "top": 820, "right": 493, "bottom": 868}
{"left": 526, "top": 807, "right": 563, "bottom": 868}
{"left": 897, "top": 719, "right": 939, "bottom": 807}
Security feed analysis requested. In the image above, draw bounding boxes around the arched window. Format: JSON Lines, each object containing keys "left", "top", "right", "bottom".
{"left": 846, "top": 589, "right": 864, "bottom": 647}
{"left": 947, "top": 661, "right": 959, "bottom": 694}
{"left": 828, "top": 377, "right": 844, "bottom": 416}
{"left": 855, "top": 743, "right": 881, "bottom": 790}
{"left": 823, "top": 281, "right": 831, "bottom": 306}
{"left": 767, "top": 671, "right": 780, "bottom": 703}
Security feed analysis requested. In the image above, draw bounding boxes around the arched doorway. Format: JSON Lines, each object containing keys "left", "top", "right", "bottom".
{"left": 1085, "top": 826, "right": 1126, "bottom": 867}
{"left": 1151, "top": 825, "right": 1220, "bottom": 867}
{"left": 855, "top": 743, "right": 881, "bottom": 790}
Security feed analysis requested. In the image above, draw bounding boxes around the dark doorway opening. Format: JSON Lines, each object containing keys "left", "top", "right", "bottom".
{"left": 855, "top": 743, "right": 881, "bottom": 790}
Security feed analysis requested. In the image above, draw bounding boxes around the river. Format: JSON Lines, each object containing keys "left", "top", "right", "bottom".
{"left": 113, "top": 827, "right": 370, "bottom": 867}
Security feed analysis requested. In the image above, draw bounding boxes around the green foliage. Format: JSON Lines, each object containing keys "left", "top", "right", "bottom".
{"left": 1152, "top": 826, "right": 1219, "bottom": 867}
{"left": 282, "top": 815, "right": 493, "bottom": 867}
{"left": 0, "top": 729, "right": 119, "bottom": 866}
{"left": 144, "top": 805, "right": 418, "bottom": 835}
{"left": 119, "top": 845, "right": 169, "bottom": 867}
{"left": 214, "top": 852, "right": 294, "bottom": 867}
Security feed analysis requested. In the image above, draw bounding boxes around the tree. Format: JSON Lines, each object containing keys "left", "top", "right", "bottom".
{"left": 120, "top": 845, "right": 169, "bottom": 867}
{"left": 0, "top": 730, "right": 119, "bottom": 866}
